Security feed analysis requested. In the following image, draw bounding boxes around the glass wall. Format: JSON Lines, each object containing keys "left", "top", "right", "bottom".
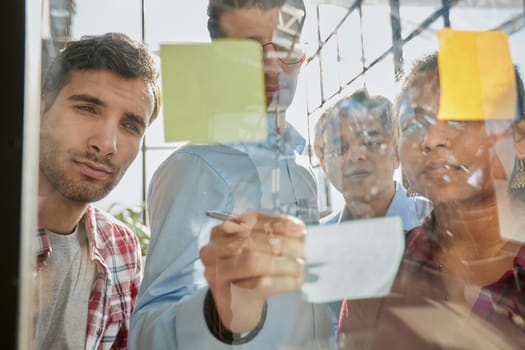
{"left": 28, "top": 0, "right": 525, "bottom": 348}
{"left": 61, "top": 0, "right": 525, "bottom": 218}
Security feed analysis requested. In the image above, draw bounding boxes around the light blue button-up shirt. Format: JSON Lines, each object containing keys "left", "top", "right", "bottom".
{"left": 130, "top": 119, "right": 335, "bottom": 349}
{"left": 320, "top": 181, "right": 432, "bottom": 336}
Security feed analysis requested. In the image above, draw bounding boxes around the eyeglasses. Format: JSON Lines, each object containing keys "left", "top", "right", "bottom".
{"left": 261, "top": 42, "right": 304, "bottom": 65}
{"left": 324, "top": 134, "right": 390, "bottom": 158}
{"left": 399, "top": 108, "right": 471, "bottom": 139}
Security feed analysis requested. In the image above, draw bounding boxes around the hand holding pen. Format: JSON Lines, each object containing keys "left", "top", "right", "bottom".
{"left": 199, "top": 210, "right": 305, "bottom": 333}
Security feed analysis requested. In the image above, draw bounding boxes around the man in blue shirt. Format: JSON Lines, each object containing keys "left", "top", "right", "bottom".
{"left": 313, "top": 88, "right": 431, "bottom": 333}
{"left": 130, "top": 1, "right": 334, "bottom": 349}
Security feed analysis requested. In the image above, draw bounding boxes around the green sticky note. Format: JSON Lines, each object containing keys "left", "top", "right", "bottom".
{"left": 159, "top": 39, "right": 267, "bottom": 143}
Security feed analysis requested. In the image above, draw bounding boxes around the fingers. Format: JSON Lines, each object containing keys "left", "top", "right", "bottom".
{"left": 234, "top": 274, "right": 304, "bottom": 295}
{"left": 203, "top": 211, "right": 305, "bottom": 260}
{"left": 208, "top": 210, "right": 305, "bottom": 241}
{"left": 201, "top": 210, "right": 307, "bottom": 297}
{"left": 209, "top": 212, "right": 257, "bottom": 240}
{"left": 204, "top": 249, "right": 304, "bottom": 294}
{"left": 251, "top": 231, "right": 303, "bottom": 259}
{"left": 201, "top": 223, "right": 304, "bottom": 263}
{"left": 252, "top": 212, "right": 305, "bottom": 238}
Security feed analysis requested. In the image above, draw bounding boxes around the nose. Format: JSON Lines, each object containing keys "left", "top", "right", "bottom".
{"left": 87, "top": 122, "right": 118, "bottom": 157}
{"left": 344, "top": 140, "right": 367, "bottom": 162}
{"left": 422, "top": 121, "right": 450, "bottom": 152}
{"left": 262, "top": 43, "right": 282, "bottom": 77}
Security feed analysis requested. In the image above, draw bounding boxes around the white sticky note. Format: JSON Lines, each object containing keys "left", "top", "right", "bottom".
{"left": 301, "top": 216, "right": 405, "bottom": 303}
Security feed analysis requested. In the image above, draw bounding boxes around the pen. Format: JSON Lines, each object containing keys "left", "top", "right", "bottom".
{"left": 205, "top": 210, "right": 235, "bottom": 221}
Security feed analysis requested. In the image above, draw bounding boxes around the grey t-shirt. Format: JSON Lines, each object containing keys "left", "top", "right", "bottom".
{"left": 33, "top": 223, "right": 96, "bottom": 350}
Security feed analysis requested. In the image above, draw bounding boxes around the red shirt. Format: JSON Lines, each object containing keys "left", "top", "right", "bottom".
{"left": 338, "top": 213, "right": 525, "bottom": 349}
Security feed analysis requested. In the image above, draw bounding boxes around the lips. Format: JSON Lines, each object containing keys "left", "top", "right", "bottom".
{"left": 74, "top": 159, "right": 112, "bottom": 180}
{"left": 344, "top": 169, "right": 371, "bottom": 179}
{"left": 423, "top": 160, "right": 460, "bottom": 177}
{"left": 266, "top": 84, "right": 279, "bottom": 96}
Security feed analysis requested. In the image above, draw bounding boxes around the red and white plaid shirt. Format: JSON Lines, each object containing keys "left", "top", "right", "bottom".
{"left": 34, "top": 205, "right": 143, "bottom": 349}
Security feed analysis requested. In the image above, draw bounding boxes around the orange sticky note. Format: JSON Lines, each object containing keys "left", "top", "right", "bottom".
{"left": 437, "top": 29, "right": 517, "bottom": 121}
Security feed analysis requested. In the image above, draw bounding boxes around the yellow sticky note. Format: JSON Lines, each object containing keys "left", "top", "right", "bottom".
{"left": 159, "top": 39, "right": 267, "bottom": 143}
{"left": 437, "top": 29, "right": 517, "bottom": 121}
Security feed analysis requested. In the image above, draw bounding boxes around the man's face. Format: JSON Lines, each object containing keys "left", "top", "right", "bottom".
{"left": 322, "top": 115, "right": 397, "bottom": 202}
{"left": 219, "top": 6, "right": 303, "bottom": 111}
{"left": 397, "top": 70, "right": 513, "bottom": 205}
{"left": 39, "top": 69, "right": 155, "bottom": 203}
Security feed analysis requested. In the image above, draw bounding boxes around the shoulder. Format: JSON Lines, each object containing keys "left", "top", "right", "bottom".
{"left": 404, "top": 214, "right": 435, "bottom": 263}
{"left": 152, "top": 143, "right": 252, "bottom": 180}
{"left": 88, "top": 206, "right": 140, "bottom": 248}
{"left": 513, "top": 244, "right": 525, "bottom": 270}
{"left": 389, "top": 182, "right": 432, "bottom": 229}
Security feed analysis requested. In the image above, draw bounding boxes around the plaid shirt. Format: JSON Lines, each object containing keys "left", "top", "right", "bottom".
{"left": 338, "top": 213, "right": 525, "bottom": 349}
{"left": 403, "top": 213, "right": 525, "bottom": 325}
{"left": 35, "top": 205, "right": 143, "bottom": 350}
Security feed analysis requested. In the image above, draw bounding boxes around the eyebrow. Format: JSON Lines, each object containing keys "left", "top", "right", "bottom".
{"left": 68, "top": 94, "right": 106, "bottom": 107}
{"left": 359, "top": 129, "right": 383, "bottom": 137}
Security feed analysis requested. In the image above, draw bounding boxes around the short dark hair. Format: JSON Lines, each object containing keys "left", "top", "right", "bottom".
{"left": 207, "top": 0, "right": 305, "bottom": 38}
{"left": 41, "top": 32, "right": 161, "bottom": 125}
{"left": 314, "top": 89, "right": 393, "bottom": 160}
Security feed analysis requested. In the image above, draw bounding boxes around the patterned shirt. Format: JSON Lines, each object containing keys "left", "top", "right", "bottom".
{"left": 338, "top": 213, "right": 525, "bottom": 349}
{"left": 404, "top": 213, "right": 525, "bottom": 328}
{"left": 34, "top": 205, "right": 143, "bottom": 350}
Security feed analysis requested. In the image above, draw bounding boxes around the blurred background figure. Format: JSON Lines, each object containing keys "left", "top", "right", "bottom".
{"left": 314, "top": 89, "right": 431, "bottom": 334}
{"left": 314, "top": 88, "right": 430, "bottom": 226}
{"left": 338, "top": 53, "right": 525, "bottom": 349}
{"left": 130, "top": 1, "right": 335, "bottom": 349}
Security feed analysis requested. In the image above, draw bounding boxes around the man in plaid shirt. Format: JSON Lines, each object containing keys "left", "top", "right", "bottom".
{"left": 34, "top": 33, "right": 160, "bottom": 349}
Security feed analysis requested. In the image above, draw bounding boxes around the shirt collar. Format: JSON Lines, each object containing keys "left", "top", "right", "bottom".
{"left": 36, "top": 205, "right": 99, "bottom": 266}
{"left": 229, "top": 113, "right": 306, "bottom": 155}
{"left": 386, "top": 182, "right": 425, "bottom": 231}
{"left": 35, "top": 227, "right": 52, "bottom": 270}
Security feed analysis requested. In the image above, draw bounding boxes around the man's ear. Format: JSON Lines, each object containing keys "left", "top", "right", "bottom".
{"left": 392, "top": 146, "right": 400, "bottom": 169}
{"left": 489, "top": 129, "right": 513, "bottom": 181}
{"left": 515, "top": 119, "right": 525, "bottom": 160}
{"left": 492, "top": 154, "right": 509, "bottom": 181}
{"left": 319, "top": 159, "right": 327, "bottom": 173}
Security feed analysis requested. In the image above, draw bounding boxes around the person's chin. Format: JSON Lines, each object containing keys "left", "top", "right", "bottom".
{"left": 266, "top": 90, "right": 294, "bottom": 111}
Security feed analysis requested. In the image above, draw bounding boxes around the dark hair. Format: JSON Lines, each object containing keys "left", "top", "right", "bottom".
{"left": 314, "top": 89, "right": 393, "bottom": 160}
{"left": 515, "top": 65, "right": 525, "bottom": 120}
{"left": 207, "top": 0, "right": 305, "bottom": 38}
{"left": 41, "top": 32, "right": 161, "bottom": 125}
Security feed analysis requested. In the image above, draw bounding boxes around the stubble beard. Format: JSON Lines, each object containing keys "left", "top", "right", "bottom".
{"left": 40, "top": 144, "right": 122, "bottom": 203}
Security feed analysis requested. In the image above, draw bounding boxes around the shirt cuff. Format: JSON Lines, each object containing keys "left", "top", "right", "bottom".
{"left": 203, "top": 289, "right": 267, "bottom": 345}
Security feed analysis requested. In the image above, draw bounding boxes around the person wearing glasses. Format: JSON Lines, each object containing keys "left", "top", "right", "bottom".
{"left": 313, "top": 89, "right": 431, "bottom": 334}
{"left": 314, "top": 89, "right": 431, "bottom": 225}
{"left": 130, "top": 0, "right": 334, "bottom": 349}
{"left": 337, "top": 53, "right": 525, "bottom": 349}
